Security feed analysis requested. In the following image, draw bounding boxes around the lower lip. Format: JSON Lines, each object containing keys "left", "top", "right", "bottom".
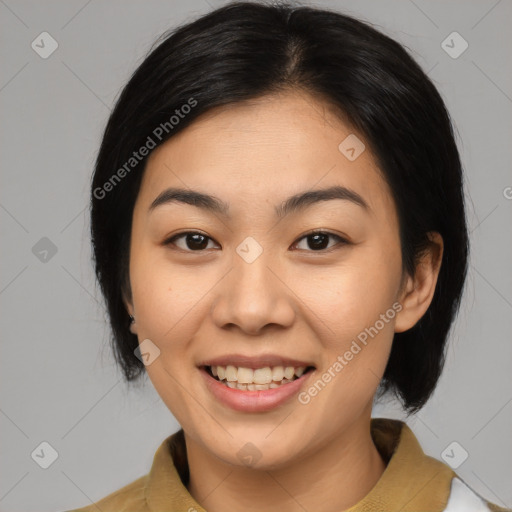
{"left": 200, "top": 367, "right": 314, "bottom": 413}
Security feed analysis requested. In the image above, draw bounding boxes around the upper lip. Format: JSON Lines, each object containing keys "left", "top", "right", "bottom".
{"left": 199, "top": 354, "right": 315, "bottom": 369}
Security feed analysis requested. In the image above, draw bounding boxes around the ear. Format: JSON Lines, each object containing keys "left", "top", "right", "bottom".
{"left": 122, "top": 288, "right": 138, "bottom": 336}
{"left": 128, "top": 313, "right": 137, "bottom": 335}
{"left": 394, "top": 232, "right": 444, "bottom": 333}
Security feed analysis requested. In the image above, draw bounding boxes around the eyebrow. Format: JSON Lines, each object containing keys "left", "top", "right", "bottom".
{"left": 148, "top": 185, "right": 370, "bottom": 219}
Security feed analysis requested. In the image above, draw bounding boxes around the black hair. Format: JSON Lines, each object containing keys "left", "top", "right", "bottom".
{"left": 90, "top": 0, "right": 469, "bottom": 413}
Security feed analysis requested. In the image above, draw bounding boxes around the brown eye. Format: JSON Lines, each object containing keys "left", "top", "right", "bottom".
{"left": 165, "top": 232, "right": 219, "bottom": 251}
{"left": 164, "top": 230, "right": 348, "bottom": 253}
{"left": 292, "top": 231, "right": 348, "bottom": 252}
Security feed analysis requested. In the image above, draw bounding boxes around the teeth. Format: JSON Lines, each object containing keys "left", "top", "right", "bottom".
{"left": 237, "top": 367, "right": 254, "bottom": 384}
{"left": 272, "top": 366, "right": 284, "bottom": 381}
{"left": 253, "top": 367, "right": 272, "bottom": 384}
{"left": 208, "top": 364, "right": 310, "bottom": 387}
{"left": 225, "top": 365, "right": 238, "bottom": 382}
{"left": 222, "top": 378, "right": 294, "bottom": 391}
{"left": 284, "top": 366, "right": 295, "bottom": 379}
{"left": 294, "top": 367, "right": 305, "bottom": 377}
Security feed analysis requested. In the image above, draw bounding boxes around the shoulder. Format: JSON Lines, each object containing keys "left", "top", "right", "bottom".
{"left": 61, "top": 474, "right": 149, "bottom": 512}
{"left": 444, "top": 477, "right": 512, "bottom": 512}
{"left": 59, "top": 431, "right": 192, "bottom": 512}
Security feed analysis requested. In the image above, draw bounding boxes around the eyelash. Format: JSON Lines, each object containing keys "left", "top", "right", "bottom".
{"left": 163, "top": 229, "right": 349, "bottom": 253}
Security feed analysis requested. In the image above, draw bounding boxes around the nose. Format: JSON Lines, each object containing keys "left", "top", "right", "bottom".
{"left": 210, "top": 248, "right": 296, "bottom": 335}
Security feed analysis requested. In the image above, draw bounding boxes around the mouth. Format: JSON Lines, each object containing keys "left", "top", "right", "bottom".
{"left": 202, "top": 364, "right": 316, "bottom": 391}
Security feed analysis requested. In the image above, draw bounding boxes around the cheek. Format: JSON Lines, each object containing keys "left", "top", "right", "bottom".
{"left": 300, "top": 257, "right": 401, "bottom": 343}
{"left": 302, "top": 292, "right": 396, "bottom": 417}
{"left": 296, "top": 240, "right": 401, "bottom": 394}
{"left": 129, "top": 252, "right": 206, "bottom": 421}
{"left": 129, "top": 248, "right": 200, "bottom": 343}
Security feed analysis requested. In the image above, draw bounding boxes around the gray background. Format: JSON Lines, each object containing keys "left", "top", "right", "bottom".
{"left": 1, "top": 0, "right": 511, "bottom": 510}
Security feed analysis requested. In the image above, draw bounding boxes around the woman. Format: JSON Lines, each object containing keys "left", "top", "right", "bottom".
{"left": 67, "top": 2, "right": 510, "bottom": 511}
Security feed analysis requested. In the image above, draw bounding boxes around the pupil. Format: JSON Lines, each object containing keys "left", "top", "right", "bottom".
{"left": 309, "top": 233, "right": 328, "bottom": 250}
{"left": 187, "top": 234, "right": 208, "bottom": 250}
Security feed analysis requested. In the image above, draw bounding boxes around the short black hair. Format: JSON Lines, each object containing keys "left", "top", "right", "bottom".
{"left": 90, "top": 0, "right": 469, "bottom": 413}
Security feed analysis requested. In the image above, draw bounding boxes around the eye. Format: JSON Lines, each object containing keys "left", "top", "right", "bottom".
{"left": 164, "top": 231, "right": 219, "bottom": 252}
{"left": 164, "top": 229, "right": 348, "bottom": 253}
{"left": 292, "top": 230, "right": 348, "bottom": 252}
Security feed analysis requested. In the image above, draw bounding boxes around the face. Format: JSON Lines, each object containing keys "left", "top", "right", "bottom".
{"left": 126, "top": 90, "right": 414, "bottom": 469}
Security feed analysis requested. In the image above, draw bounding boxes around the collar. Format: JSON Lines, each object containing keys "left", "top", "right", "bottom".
{"left": 145, "top": 418, "right": 456, "bottom": 512}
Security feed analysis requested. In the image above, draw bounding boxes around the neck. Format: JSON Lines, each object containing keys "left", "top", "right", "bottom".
{"left": 185, "top": 412, "right": 386, "bottom": 512}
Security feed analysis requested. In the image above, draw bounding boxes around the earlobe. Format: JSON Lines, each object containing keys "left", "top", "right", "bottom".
{"left": 128, "top": 312, "right": 137, "bottom": 335}
{"left": 394, "top": 232, "right": 444, "bottom": 333}
{"left": 123, "top": 286, "right": 137, "bottom": 335}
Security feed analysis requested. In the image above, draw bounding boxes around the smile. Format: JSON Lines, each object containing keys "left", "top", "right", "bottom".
{"left": 199, "top": 362, "right": 316, "bottom": 412}
{"left": 205, "top": 364, "right": 314, "bottom": 390}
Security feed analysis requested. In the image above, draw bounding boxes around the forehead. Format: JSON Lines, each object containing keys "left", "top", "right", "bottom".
{"left": 137, "top": 91, "right": 394, "bottom": 219}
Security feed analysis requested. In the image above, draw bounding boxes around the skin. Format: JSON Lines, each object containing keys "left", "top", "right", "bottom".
{"left": 125, "top": 90, "right": 443, "bottom": 512}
